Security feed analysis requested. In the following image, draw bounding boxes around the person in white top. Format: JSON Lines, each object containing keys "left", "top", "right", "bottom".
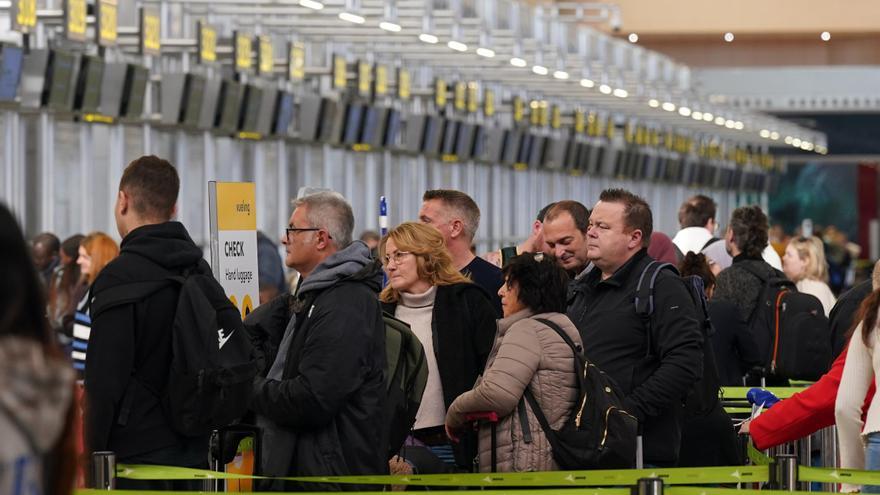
{"left": 673, "top": 195, "right": 783, "bottom": 274}
{"left": 782, "top": 236, "right": 837, "bottom": 316}
{"left": 835, "top": 263, "right": 880, "bottom": 493}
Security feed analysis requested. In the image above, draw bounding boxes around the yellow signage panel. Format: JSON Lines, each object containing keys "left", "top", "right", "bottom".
{"left": 289, "top": 43, "right": 305, "bottom": 81}
{"left": 539, "top": 101, "right": 550, "bottom": 127}
{"left": 258, "top": 36, "right": 274, "bottom": 75}
{"left": 513, "top": 96, "right": 524, "bottom": 123}
{"left": 397, "top": 69, "right": 411, "bottom": 100}
{"left": 12, "top": 0, "right": 37, "bottom": 33}
{"left": 435, "top": 79, "right": 447, "bottom": 107}
{"left": 374, "top": 65, "right": 388, "bottom": 96}
{"left": 467, "top": 82, "right": 478, "bottom": 114}
{"left": 574, "top": 110, "right": 585, "bottom": 134}
{"left": 97, "top": 0, "right": 118, "bottom": 47}
{"left": 551, "top": 105, "right": 561, "bottom": 129}
{"left": 235, "top": 32, "right": 253, "bottom": 72}
{"left": 198, "top": 22, "right": 217, "bottom": 64}
{"left": 140, "top": 7, "right": 161, "bottom": 55}
{"left": 216, "top": 182, "right": 257, "bottom": 231}
{"left": 66, "top": 0, "right": 87, "bottom": 41}
{"left": 484, "top": 89, "right": 495, "bottom": 117}
{"left": 358, "top": 61, "right": 371, "bottom": 97}
{"left": 333, "top": 55, "right": 347, "bottom": 90}
{"left": 453, "top": 82, "right": 466, "bottom": 111}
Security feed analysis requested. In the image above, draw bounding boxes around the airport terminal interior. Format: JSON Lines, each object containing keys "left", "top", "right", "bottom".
{"left": 2, "top": 0, "right": 880, "bottom": 493}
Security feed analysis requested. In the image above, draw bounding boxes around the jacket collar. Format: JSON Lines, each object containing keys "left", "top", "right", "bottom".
{"left": 497, "top": 308, "right": 535, "bottom": 336}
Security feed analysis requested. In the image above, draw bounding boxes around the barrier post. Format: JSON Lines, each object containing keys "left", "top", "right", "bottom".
{"left": 772, "top": 453, "right": 798, "bottom": 491}
{"left": 92, "top": 451, "right": 116, "bottom": 490}
{"left": 820, "top": 426, "right": 839, "bottom": 492}
{"left": 635, "top": 477, "right": 663, "bottom": 495}
{"left": 797, "top": 435, "right": 812, "bottom": 491}
{"left": 207, "top": 429, "right": 222, "bottom": 492}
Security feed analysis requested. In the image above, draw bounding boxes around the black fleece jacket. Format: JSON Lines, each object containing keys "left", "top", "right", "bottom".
{"left": 85, "top": 222, "right": 209, "bottom": 462}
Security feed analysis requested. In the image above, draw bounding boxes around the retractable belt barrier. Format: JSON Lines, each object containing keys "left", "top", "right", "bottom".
{"left": 71, "top": 487, "right": 844, "bottom": 495}
{"left": 720, "top": 387, "right": 806, "bottom": 401}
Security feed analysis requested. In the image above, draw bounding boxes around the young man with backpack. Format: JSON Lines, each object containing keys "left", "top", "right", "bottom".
{"left": 86, "top": 156, "right": 246, "bottom": 489}
{"left": 250, "top": 191, "right": 387, "bottom": 490}
{"left": 567, "top": 188, "right": 703, "bottom": 467}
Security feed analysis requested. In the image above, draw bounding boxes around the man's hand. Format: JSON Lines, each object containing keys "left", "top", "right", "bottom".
{"left": 739, "top": 419, "right": 751, "bottom": 434}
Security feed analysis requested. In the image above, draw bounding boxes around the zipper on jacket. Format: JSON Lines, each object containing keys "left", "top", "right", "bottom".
{"left": 600, "top": 406, "right": 637, "bottom": 448}
{"left": 575, "top": 364, "right": 589, "bottom": 427}
{"left": 770, "top": 290, "right": 787, "bottom": 373}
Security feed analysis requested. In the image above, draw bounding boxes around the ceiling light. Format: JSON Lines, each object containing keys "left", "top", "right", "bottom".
{"left": 715, "top": 116, "right": 726, "bottom": 125}
{"left": 678, "top": 106, "right": 691, "bottom": 117}
{"left": 661, "top": 101, "right": 676, "bottom": 112}
{"left": 532, "top": 65, "right": 549, "bottom": 75}
{"left": 759, "top": 129, "right": 771, "bottom": 138}
{"left": 628, "top": 33, "right": 639, "bottom": 43}
{"left": 476, "top": 47, "right": 495, "bottom": 58}
{"left": 734, "top": 121, "right": 744, "bottom": 130}
{"left": 816, "top": 145, "right": 828, "bottom": 154}
{"left": 339, "top": 12, "right": 365, "bottom": 24}
{"left": 613, "top": 88, "right": 628, "bottom": 98}
{"left": 724, "top": 119, "right": 736, "bottom": 128}
{"left": 692, "top": 111, "right": 703, "bottom": 120}
{"left": 821, "top": 31, "right": 831, "bottom": 41}
{"left": 580, "top": 78, "right": 595, "bottom": 88}
{"left": 702, "top": 112, "right": 714, "bottom": 122}
{"left": 770, "top": 131, "right": 780, "bottom": 140}
{"left": 553, "top": 70, "right": 570, "bottom": 80}
{"left": 599, "top": 84, "right": 612, "bottom": 94}
{"left": 419, "top": 33, "right": 439, "bottom": 44}
{"left": 447, "top": 40, "right": 468, "bottom": 52}
{"left": 299, "top": 0, "right": 324, "bottom": 10}
{"left": 792, "top": 138, "right": 802, "bottom": 147}
{"left": 802, "top": 141, "right": 814, "bottom": 151}
{"left": 648, "top": 99, "right": 660, "bottom": 108}
{"left": 784, "top": 136, "right": 794, "bottom": 144}
{"left": 379, "top": 21, "right": 401, "bottom": 32}
{"left": 510, "top": 57, "right": 527, "bottom": 67}
{"left": 724, "top": 32, "right": 735, "bottom": 43}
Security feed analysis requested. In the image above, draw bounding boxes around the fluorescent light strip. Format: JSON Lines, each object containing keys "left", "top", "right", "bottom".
{"left": 476, "top": 47, "right": 496, "bottom": 58}
{"left": 678, "top": 106, "right": 691, "bottom": 117}
{"left": 447, "top": 40, "right": 468, "bottom": 52}
{"left": 580, "top": 78, "right": 595, "bottom": 88}
{"left": 599, "top": 84, "right": 612, "bottom": 94}
{"left": 613, "top": 88, "right": 628, "bottom": 98}
{"left": 379, "top": 21, "right": 402, "bottom": 32}
{"left": 553, "top": 70, "right": 570, "bottom": 80}
{"left": 299, "top": 0, "right": 324, "bottom": 9}
{"left": 648, "top": 99, "right": 660, "bottom": 108}
{"left": 510, "top": 57, "right": 527, "bottom": 67}
{"left": 661, "top": 101, "right": 676, "bottom": 112}
{"left": 339, "top": 12, "right": 365, "bottom": 24}
{"left": 532, "top": 65, "right": 549, "bottom": 75}
{"left": 419, "top": 33, "right": 439, "bottom": 44}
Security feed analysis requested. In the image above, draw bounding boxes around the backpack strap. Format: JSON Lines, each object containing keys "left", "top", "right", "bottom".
{"left": 90, "top": 279, "right": 180, "bottom": 318}
{"left": 634, "top": 261, "right": 679, "bottom": 358}
{"left": 700, "top": 237, "right": 721, "bottom": 252}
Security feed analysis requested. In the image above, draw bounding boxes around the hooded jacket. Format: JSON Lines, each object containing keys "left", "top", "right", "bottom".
{"left": 85, "top": 222, "right": 209, "bottom": 462}
{"left": 250, "top": 241, "right": 387, "bottom": 491}
{"left": 0, "top": 337, "right": 74, "bottom": 495}
{"left": 446, "top": 310, "right": 580, "bottom": 472}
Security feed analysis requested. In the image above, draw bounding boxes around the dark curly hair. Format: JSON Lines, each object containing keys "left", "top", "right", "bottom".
{"left": 502, "top": 253, "right": 569, "bottom": 314}
{"left": 729, "top": 205, "right": 769, "bottom": 259}
{"left": 678, "top": 252, "right": 716, "bottom": 295}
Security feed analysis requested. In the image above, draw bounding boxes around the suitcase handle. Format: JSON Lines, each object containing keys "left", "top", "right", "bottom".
{"left": 464, "top": 411, "right": 498, "bottom": 423}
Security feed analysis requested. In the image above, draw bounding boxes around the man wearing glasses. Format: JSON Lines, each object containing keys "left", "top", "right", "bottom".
{"left": 250, "top": 191, "right": 387, "bottom": 490}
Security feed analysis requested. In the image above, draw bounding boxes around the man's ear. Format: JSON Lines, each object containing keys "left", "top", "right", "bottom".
{"left": 449, "top": 219, "right": 465, "bottom": 239}
{"left": 628, "top": 229, "right": 643, "bottom": 250}
{"left": 117, "top": 190, "right": 129, "bottom": 215}
{"left": 169, "top": 202, "right": 178, "bottom": 220}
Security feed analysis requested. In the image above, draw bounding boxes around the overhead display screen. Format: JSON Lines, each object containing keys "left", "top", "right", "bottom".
{"left": 45, "top": 50, "right": 78, "bottom": 112}
{"left": 121, "top": 64, "right": 148, "bottom": 118}
{"left": 273, "top": 91, "right": 294, "bottom": 136}
{"left": 0, "top": 44, "right": 24, "bottom": 102}
{"left": 217, "top": 79, "right": 244, "bottom": 133}
{"left": 297, "top": 93, "right": 323, "bottom": 141}
{"left": 18, "top": 48, "right": 48, "bottom": 109}
{"left": 74, "top": 55, "right": 104, "bottom": 113}
{"left": 181, "top": 73, "right": 205, "bottom": 127}
{"left": 198, "top": 77, "right": 222, "bottom": 130}
{"left": 239, "top": 84, "right": 263, "bottom": 132}
{"left": 98, "top": 62, "right": 127, "bottom": 118}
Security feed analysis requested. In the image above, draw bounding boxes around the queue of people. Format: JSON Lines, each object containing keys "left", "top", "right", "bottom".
{"left": 9, "top": 153, "right": 880, "bottom": 494}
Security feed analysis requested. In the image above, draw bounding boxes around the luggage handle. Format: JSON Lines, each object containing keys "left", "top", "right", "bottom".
{"left": 464, "top": 412, "right": 499, "bottom": 423}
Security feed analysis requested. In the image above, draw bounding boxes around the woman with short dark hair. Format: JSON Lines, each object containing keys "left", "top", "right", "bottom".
{"left": 445, "top": 253, "right": 581, "bottom": 472}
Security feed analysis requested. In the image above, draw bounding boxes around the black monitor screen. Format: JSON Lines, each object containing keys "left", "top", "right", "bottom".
{"left": 181, "top": 74, "right": 205, "bottom": 127}
{"left": 98, "top": 62, "right": 126, "bottom": 118}
{"left": 383, "top": 108, "right": 401, "bottom": 148}
{"left": 75, "top": 56, "right": 104, "bottom": 113}
{"left": 198, "top": 77, "right": 222, "bottom": 130}
{"left": 0, "top": 44, "right": 24, "bottom": 102}
{"left": 217, "top": 80, "right": 243, "bottom": 133}
{"left": 501, "top": 129, "right": 523, "bottom": 165}
{"left": 544, "top": 137, "right": 568, "bottom": 169}
{"left": 121, "top": 64, "right": 148, "bottom": 118}
{"left": 342, "top": 103, "right": 364, "bottom": 145}
{"left": 517, "top": 133, "right": 533, "bottom": 165}
{"left": 45, "top": 50, "right": 78, "bottom": 111}
{"left": 360, "top": 105, "right": 383, "bottom": 146}
{"left": 402, "top": 113, "right": 425, "bottom": 152}
{"left": 422, "top": 116, "right": 444, "bottom": 155}
{"left": 455, "top": 123, "right": 475, "bottom": 159}
{"left": 318, "top": 98, "right": 344, "bottom": 144}
{"left": 481, "top": 127, "right": 504, "bottom": 164}
{"left": 239, "top": 85, "right": 262, "bottom": 132}
{"left": 18, "top": 49, "right": 48, "bottom": 109}
{"left": 528, "top": 136, "right": 546, "bottom": 168}
{"left": 273, "top": 92, "right": 294, "bottom": 135}
{"left": 441, "top": 119, "right": 459, "bottom": 155}
{"left": 297, "top": 94, "right": 323, "bottom": 141}
{"left": 256, "top": 87, "right": 277, "bottom": 135}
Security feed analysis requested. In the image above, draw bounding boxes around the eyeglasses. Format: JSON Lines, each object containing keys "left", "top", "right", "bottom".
{"left": 382, "top": 251, "right": 413, "bottom": 266}
{"left": 285, "top": 226, "right": 321, "bottom": 242}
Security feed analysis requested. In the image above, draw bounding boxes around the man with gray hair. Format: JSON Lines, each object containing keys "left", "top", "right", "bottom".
{"left": 250, "top": 191, "right": 387, "bottom": 489}
{"left": 419, "top": 189, "right": 503, "bottom": 316}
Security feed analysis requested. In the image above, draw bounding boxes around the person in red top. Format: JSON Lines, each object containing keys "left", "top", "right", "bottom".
{"left": 742, "top": 274, "right": 877, "bottom": 449}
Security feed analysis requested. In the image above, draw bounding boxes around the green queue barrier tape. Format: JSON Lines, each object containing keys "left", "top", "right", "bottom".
{"left": 77, "top": 490, "right": 631, "bottom": 495}
{"left": 800, "top": 465, "right": 880, "bottom": 486}
{"left": 746, "top": 443, "right": 771, "bottom": 466}
{"left": 720, "top": 387, "right": 803, "bottom": 400}
{"left": 668, "top": 486, "right": 836, "bottom": 495}
{"left": 117, "top": 464, "right": 770, "bottom": 487}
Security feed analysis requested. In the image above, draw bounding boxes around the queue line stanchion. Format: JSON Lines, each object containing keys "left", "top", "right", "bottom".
{"left": 771, "top": 453, "right": 799, "bottom": 491}
{"left": 92, "top": 451, "right": 116, "bottom": 490}
{"left": 797, "top": 435, "right": 812, "bottom": 492}
{"left": 820, "top": 425, "right": 840, "bottom": 492}
{"left": 208, "top": 429, "right": 222, "bottom": 492}
{"left": 635, "top": 477, "right": 663, "bottom": 495}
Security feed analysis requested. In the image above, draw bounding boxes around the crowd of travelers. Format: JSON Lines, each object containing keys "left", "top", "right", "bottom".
{"left": 4, "top": 154, "right": 880, "bottom": 494}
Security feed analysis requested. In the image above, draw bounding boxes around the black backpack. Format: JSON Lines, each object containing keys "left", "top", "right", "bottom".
{"left": 634, "top": 261, "right": 721, "bottom": 416}
{"left": 520, "top": 318, "right": 638, "bottom": 470}
{"left": 383, "top": 312, "right": 428, "bottom": 459}
{"left": 91, "top": 266, "right": 259, "bottom": 437}
{"left": 739, "top": 264, "right": 831, "bottom": 381}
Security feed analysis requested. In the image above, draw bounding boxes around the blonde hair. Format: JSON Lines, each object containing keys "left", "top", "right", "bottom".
{"left": 379, "top": 222, "right": 470, "bottom": 303}
{"left": 81, "top": 232, "right": 120, "bottom": 284}
{"left": 787, "top": 236, "right": 828, "bottom": 283}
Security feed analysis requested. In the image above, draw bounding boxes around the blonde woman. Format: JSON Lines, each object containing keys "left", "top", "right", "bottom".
{"left": 380, "top": 222, "right": 497, "bottom": 472}
{"left": 782, "top": 236, "right": 836, "bottom": 316}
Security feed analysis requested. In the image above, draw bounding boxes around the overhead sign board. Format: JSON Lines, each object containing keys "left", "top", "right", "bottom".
{"left": 96, "top": 0, "right": 118, "bottom": 47}
{"left": 139, "top": 7, "right": 161, "bottom": 56}
{"left": 258, "top": 35, "right": 273, "bottom": 75}
{"left": 397, "top": 68, "right": 411, "bottom": 100}
{"left": 234, "top": 31, "right": 253, "bottom": 73}
{"left": 65, "top": 0, "right": 87, "bottom": 41}
{"left": 288, "top": 42, "right": 305, "bottom": 81}
{"left": 12, "top": 0, "right": 37, "bottom": 34}
{"left": 198, "top": 21, "right": 217, "bottom": 64}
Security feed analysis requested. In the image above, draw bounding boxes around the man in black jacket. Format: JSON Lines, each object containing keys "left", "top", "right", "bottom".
{"left": 86, "top": 156, "right": 210, "bottom": 488}
{"left": 251, "top": 191, "right": 386, "bottom": 491}
{"left": 567, "top": 188, "right": 703, "bottom": 467}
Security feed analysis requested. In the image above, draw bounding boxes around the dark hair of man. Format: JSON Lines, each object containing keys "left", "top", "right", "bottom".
{"left": 598, "top": 188, "right": 653, "bottom": 248}
{"left": 33, "top": 232, "right": 61, "bottom": 253}
{"left": 422, "top": 189, "right": 481, "bottom": 241}
{"left": 678, "top": 252, "right": 716, "bottom": 294}
{"left": 536, "top": 202, "right": 557, "bottom": 222}
{"left": 729, "top": 205, "right": 769, "bottom": 259}
{"left": 0, "top": 204, "right": 55, "bottom": 348}
{"left": 678, "top": 195, "right": 717, "bottom": 229}
{"left": 119, "top": 155, "right": 180, "bottom": 221}
{"left": 543, "top": 200, "right": 590, "bottom": 232}
{"left": 502, "top": 253, "right": 569, "bottom": 314}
